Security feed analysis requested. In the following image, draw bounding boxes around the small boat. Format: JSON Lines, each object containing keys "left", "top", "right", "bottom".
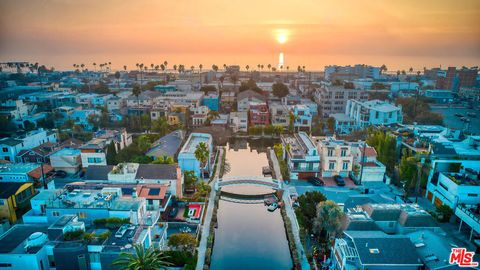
{"left": 460, "top": 117, "right": 467, "bottom": 122}
{"left": 267, "top": 203, "right": 278, "bottom": 212}
{"left": 467, "top": 112, "right": 477, "bottom": 117}
{"left": 455, "top": 113, "right": 464, "bottom": 117}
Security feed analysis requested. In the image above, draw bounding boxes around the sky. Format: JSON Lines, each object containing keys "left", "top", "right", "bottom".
{"left": 0, "top": 0, "right": 479, "bottom": 71}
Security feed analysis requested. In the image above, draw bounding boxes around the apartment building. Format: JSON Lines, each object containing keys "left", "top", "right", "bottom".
{"left": 269, "top": 103, "right": 290, "bottom": 128}
{"left": 249, "top": 102, "right": 270, "bottom": 126}
{"left": 229, "top": 111, "right": 248, "bottom": 132}
{"left": 178, "top": 133, "right": 213, "bottom": 178}
{"left": 237, "top": 90, "right": 267, "bottom": 112}
{"left": 314, "top": 85, "right": 369, "bottom": 117}
{"left": 292, "top": 104, "right": 312, "bottom": 132}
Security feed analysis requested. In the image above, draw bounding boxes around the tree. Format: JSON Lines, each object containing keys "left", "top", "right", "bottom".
{"left": 200, "top": 85, "right": 217, "bottom": 94}
{"left": 151, "top": 117, "right": 169, "bottom": 136}
{"left": 183, "top": 170, "right": 198, "bottom": 190}
{"left": 168, "top": 233, "right": 197, "bottom": 252}
{"left": 230, "top": 74, "right": 239, "bottom": 90}
{"left": 106, "top": 142, "right": 117, "bottom": 165}
{"left": 313, "top": 200, "right": 344, "bottom": 240}
{"left": 326, "top": 117, "right": 335, "bottom": 133}
{"left": 238, "top": 78, "right": 262, "bottom": 93}
{"left": 112, "top": 244, "right": 171, "bottom": 270}
{"left": 295, "top": 191, "right": 327, "bottom": 231}
{"left": 132, "top": 85, "right": 142, "bottom": 107}
{"left": 114, "top": 71, "right": 121, "bottom": 90}
{"left": 194, "top": 142, "right": 209, "bottom": 179}
{"left": 272, "top": 82, "right": 289, "bottom": 98}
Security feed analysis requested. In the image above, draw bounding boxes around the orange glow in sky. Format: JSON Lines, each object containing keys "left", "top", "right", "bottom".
{"left": 0, "top": 0, "right": 479, "bottom": 70}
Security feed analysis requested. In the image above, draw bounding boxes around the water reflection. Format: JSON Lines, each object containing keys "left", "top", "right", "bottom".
{"left": 211, "top": 138, "right": 292, "bottom": 270}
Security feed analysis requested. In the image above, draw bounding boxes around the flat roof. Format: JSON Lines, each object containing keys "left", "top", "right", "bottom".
{"left": 0, "top": 224, "right": 49, "bottom": 254}
{"left": 180, "top": 133, "right": 212, "bottom": 154}
{"left": 0, "top": 163, "right": 39, "bottom": 174}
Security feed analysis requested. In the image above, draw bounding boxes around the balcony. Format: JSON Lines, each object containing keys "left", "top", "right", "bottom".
{"left": 455, "top": 204, "right": 480, "bottom": 237}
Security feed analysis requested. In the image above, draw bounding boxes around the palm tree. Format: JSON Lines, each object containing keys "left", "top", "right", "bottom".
{"left": 257, "top": 64, "right": 260, "bottom": 71}
{"left": 133, "top": 85, "right": 142, "bottom": 108}
{"left": 245, "top": 65, "right": 249, "bottom": 72}
{"left": 212, "top": 64, "right": 218, "bottom": 72}
{"left": 163, "top": 61, "right": 168, "bottom": 71}
{"left": 199, "top": 64, "right": 203, "bottom": 73}
{"left": 190, "top": 65, "right": 194, "bottom": 72}
{"left": 93, "top": 62, "right": 97, "bottom": 72}
{"left": 112, "top": 244, "right": 171, "bottom": 270}
{"left": 123, "top": 65, "right": 127, "bottom": 71}
{"left": 267, "top": 64, "right": 272, "bottom": 71}
{"left": 409, "top": 67, "right": 414, "bottom": 74}
{"left": 115, "top": 71, "right": 121, "bottom": 90}
{"left": 223, "top": 64, "right": 227, "bottom": 71}
{"left": 194, "top": 142, "right": 209, "bottom": 180}
{"left": 230, "top": 74, "right": 239, "bottom": 90}
{"left": 173, "top": 64, "right": 178, "bottom": 73}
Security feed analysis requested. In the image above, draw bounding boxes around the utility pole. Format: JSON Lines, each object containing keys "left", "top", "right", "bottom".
{"left": 415, "top": 157, "right": 425, "bottom": 203}
{"left": 359, "top": 141, "right": 367, "bottom": 186}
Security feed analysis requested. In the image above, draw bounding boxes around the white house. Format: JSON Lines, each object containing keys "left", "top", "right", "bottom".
{"left": 345, "top": 99, "right": 402, "bottom": 129}
{"left": 318, "top": 137, "right": 354, "bottom": 178}
{"left": 229, "top": 111, "right": 248, "bottom": 132}
{"left": 50, "top": 148, "right": 82, "bottom": 174}
{"left": 0, "top": 129, "right": 58, "bottom": 163}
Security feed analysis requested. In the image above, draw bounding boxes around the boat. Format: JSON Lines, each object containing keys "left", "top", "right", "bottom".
{"left": 455, "top": 113, "right": 464, "bottom": 117}
{"left": 267, "top": 203, "right": 278, "bottom": 212}
{"left": 467, "top": 112, "right": 477, "bottom": 117}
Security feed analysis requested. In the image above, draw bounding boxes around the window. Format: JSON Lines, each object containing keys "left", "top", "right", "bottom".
{"left": 340, "top": 148, "right": 347, "bottom": 157}
{"left": 52, "top": 211, "right": 60, "bottom": 217}
{"left": 89, "top": 253, "right": 100, "bottom": 263}
{"left": 327, "top": 148, "right": 334, "bottom": 157}
{"left": 468, "top": 193, "right": 478, "bottom": 197}
{"left": 375, "top": 111, "right": 379, "bottom": 118}
{"left": 342, "top": 161, "right": 349, "bottom": 170}
{"left": 0, "top": 200, "right": 4, "bottom": 205}
{"left": 369, "top": 249, "right": 380, "bottom": 254}
{"left": 439, "top": 182, "right": 449, "bottom": 191}
{"left": 329, "top": 162, "right": 335, "bottom": 170}
{"left": 2, "top": 148, "right": 8, "bottom": 152}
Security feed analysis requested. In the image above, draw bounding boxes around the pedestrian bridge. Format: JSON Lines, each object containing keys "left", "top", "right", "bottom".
{"left": 215, "top": 176, "right": 283, "bottom": 191}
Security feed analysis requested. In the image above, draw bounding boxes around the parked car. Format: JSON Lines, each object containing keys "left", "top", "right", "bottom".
{"left": 333, "top": 175, "right": 345, "bottom": 186}
{"left": 307, "top": 176, "right": 325, "bottom": 186}
{"left": 54, "top": 170, "right": 68, "bottom": 178}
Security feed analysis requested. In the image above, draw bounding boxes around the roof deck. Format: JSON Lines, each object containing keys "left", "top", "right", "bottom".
{"left": 180, "top": 133, "right": 212, "bottom": 154}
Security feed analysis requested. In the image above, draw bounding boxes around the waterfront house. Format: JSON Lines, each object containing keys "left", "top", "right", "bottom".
{"left": 270, "top": 103, "right": 290, "bottom": 128}
{"left": 249, "top": 102, "right": 270, "bottom": 127}
{"left": 292, "top": 104, "right": 312, "bottom": 132}
{"left": 345, "top": 99, "right": 403, "bottom": 129}
{"left": 318, "top": 137, "right": 354, "bottom": 178}
{"left": 281, "top": 132, "right": 320, "bottom": 180}
{"left": 178, "top": 133, "right": 213, "bottom": 178}
{"left": 237, "top": 90, "right": 267, "bottom": 112}
{"left": 229, "top": 111, "right": 248, "bottom": 132}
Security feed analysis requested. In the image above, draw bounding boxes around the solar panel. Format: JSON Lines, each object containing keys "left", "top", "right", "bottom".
{"left": 148, "top": 188, "right": 160, "bottom": 196}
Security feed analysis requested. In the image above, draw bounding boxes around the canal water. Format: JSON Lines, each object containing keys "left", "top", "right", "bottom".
{"left": 210, "top": 138, "right": 293, "bottom": 270}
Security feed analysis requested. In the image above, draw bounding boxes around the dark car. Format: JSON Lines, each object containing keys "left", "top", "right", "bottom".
{"left": 334, "top": 175, "right": 346, "bottom": 186}
{"left": 307, "top": 176, "right": 325, "bottom": 186}
{"left": 54, "top": 170, "right": 68, "bottom": 178}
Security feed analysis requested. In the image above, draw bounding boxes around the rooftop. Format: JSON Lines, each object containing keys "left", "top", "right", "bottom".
{"left": 0, "top": 182, "right": 31, "bottom": 199}
{"left": 346, "top": 231, "right": 422, "bottom": 266}
{"left": 180, "top": 132, "right": 212, "bottom": 154}
{"left": 0, "top": 224, "right": 49, "bottom": 254}
{"left": 0, "top": 163, "right": 39, "bottom": 174}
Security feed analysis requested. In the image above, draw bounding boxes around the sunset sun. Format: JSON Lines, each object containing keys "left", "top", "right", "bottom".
{"left": 275, "top": 29, "right": 289, "bottom": 44}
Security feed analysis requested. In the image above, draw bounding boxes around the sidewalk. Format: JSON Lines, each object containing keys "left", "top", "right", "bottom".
{"left": 270, "top": 149, "right": 310, "bottom": 270}
{"left": 195, "top": 147, "right": 223, "bottom": 270}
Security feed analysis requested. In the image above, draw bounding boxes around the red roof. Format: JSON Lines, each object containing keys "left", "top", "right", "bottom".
{"left": 136, "top": 184, "right": 168, "bottom": 200}
{"left": 28, "top": 164, "right": 54, "bottom": 179}
{"left": 364, "top": 147, "right": 377, "bottom": 157}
